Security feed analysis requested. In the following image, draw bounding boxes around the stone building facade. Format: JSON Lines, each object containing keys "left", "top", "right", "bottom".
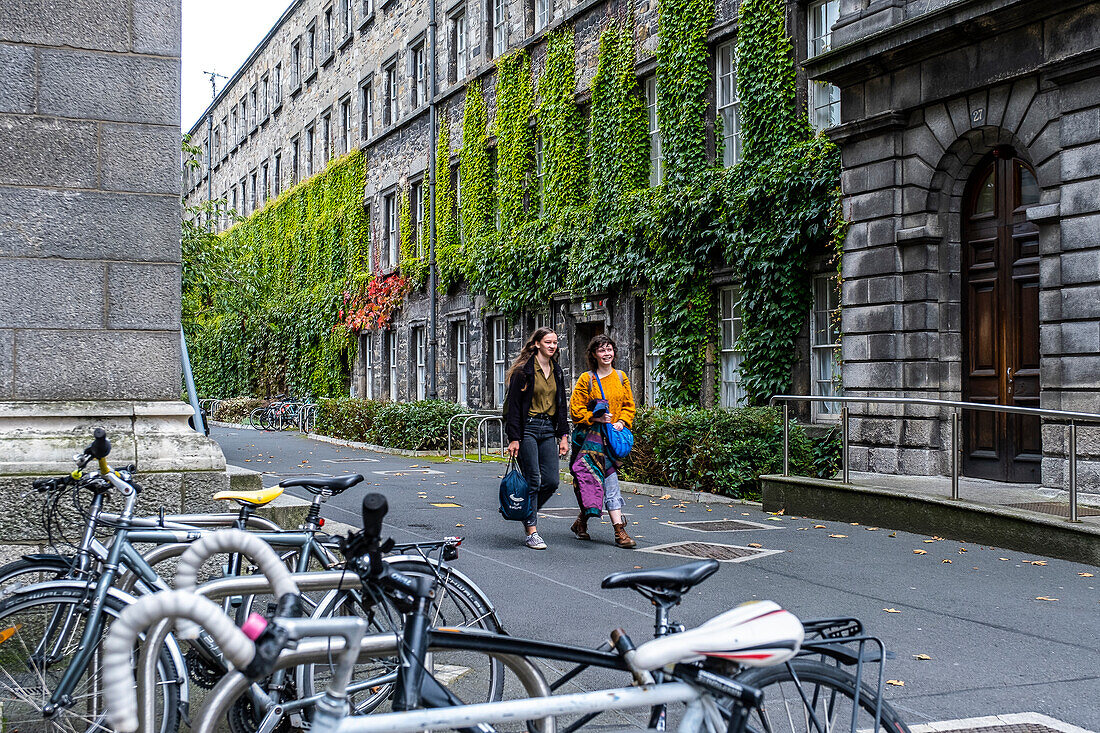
{"left": 185, "top": 0, "right": 844, "bottom": 420}
{"left": 809, "top": 0, "right": 1100, "bottom": 489}
{"left": 0, "top": 0, "right": 231, "bottom": 547}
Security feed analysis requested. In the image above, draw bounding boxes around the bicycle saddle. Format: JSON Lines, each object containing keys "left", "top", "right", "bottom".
{"left": 631, "top": 600, "right": 804, "bottom": 671}
{"left": 279, "top": 474, "right": 364, "bottom": 495}
{"left": 213, "top": 485, "right": 285, "bottom": 507}
{"left": 602, "top": 559, "right": 720, "bottom": 593}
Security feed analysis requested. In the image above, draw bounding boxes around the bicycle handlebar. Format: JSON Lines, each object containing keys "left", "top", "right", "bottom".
{"left": 86, "top": 427, "right": 111, "bottom": 459}
{"left": 174, "top": 529, "right": 300, "bottom": 639}
{"left": 104, "top": 590, "right": 256, "bottom": 733}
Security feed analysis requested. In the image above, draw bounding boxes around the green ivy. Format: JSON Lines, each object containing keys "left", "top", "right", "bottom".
{"left": 399, "top": 183, "right": 429, "bottom": 286}
{"left": 493, "top": 50, "right": 535, "bottom": 235}
{"left": 458, "top": 79, "right": 493, "bottom": 264}
{"left": 539, "top": 29, "right": 586, "bottom": 213}
{"left": 655, "top": 0, "right": 714, "bottom": 185}
{"left": 435, "top": 116, "right": 462, "bottom": 291}
{"left": 183, "top": 150, "right": 368, "bottom": 398}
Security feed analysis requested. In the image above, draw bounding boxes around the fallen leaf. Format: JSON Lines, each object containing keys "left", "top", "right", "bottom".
{"left": 913, "top": 549, "right": 928, "bottom": 555}
{"left": 849, "top": 522, "right": 860, "bottom": 526}
{"left": 660, "top": 494, "right": 672, "bottom": 500}
{"left": 1028, "top": 561, "right": 1048, "bottom": 566}
{"left": 1035, "top": 596, "right": 1059, "bottom": 601}
{"left": 888, "top": 532, "right": 897, "bottom": 538}
{"left": 913, "top": 654, "right": 932, "bottom": 661}
{"left": 942, "top": 559, "right": 952, "bottom": 564}
{"left": 814, "top": 524, "right": 826, "bottom": 529}
{"left": 886, "top": 680, "right": 905, "bottom": 687}
{"left": 748, "top": 543, "right": 763, "bottom": 548}
{"left": 445, "top": 495, "right": 456, "bottom": 499}
{"left": 766, "top": 517, "right": 783, "bottom": 521}
{"left": 796, "top": 527, "right": 809, "bottom": 530}
{"left": 455, "top": 523, "right": 465, "bottom": 527}
{"left": 883, "top": 608, "right": 901, "bottom": 613}
{"left": 742, "top": 513, "right": 750, "bottom": 516}
{"left": 958, "top": 547, "right": 968, "bottom": 553}
{"left": 866, "top": 527, "right": 879, "bottom": 531}
{"left": 923, "top": 540, "right": 935, "bottom": 544}
{"left": 431, "top": 503, "right": 462, "bottom": 508}
{"left": 1079, "top": 572, "right": 1094, "bottom": 577}
{"left": 637, "top": 504, "right": 645, "bottom": 508}
{"left": 999, "top": 557, "right": 1009, "bottom": 561}
{"left": 634, "top": 566, "right": 642, "bottom": 569}
{"left": 829, "top": 534, "right": 847, "bottom": 538}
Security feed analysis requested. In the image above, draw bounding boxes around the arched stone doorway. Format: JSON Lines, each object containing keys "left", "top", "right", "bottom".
{"left": 961, "top": 145, "right": 1042, "bottom": 482}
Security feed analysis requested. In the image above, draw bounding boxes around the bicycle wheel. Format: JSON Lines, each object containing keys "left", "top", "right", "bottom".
{"left": 734, "top": 659, "right": 910, "bottom": 733}
{"left": 0, "top": 556, "right": 73, "bottom": 590}
{"left": 297, "top": 558, "right": 505, "bottom": 717}
{"left": 248, "top": 407, "right": 266, "bottom": 429}
{"left": 0, "top": 584, "right": 182, "bottom": 733}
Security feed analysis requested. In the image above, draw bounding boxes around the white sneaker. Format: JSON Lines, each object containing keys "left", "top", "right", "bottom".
{"left": 524, "top": 532, "right": 547, "bottom": 550}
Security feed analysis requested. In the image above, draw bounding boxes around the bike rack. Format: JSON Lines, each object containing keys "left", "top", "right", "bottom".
{"left": 447, "top": 413, "right": 479, "bottom": 460}
{"left": 298, "top": 402, "right": 319, "bottom": 433}
{"left": 476, "top": 416, "right": 506, "bottom": 462}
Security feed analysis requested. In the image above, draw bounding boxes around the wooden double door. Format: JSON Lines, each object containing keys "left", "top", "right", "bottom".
{"left": 962, "top": 149, "right": 1042, "bottom": 483}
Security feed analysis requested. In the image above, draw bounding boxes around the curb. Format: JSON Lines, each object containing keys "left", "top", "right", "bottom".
{"left": 306, "top": 432, "right": 449, "bottom": 457}
{"left": 620, "top": 480, "right": 760, "bottom": 507}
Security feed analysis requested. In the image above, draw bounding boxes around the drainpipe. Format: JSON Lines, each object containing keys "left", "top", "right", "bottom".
{"left": 427, "top": 0, "right": 439, "bottom": 399}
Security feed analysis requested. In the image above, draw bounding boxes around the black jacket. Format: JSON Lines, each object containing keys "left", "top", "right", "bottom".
{"left": 503, "top": 357, "right": 569, "bottom": 442}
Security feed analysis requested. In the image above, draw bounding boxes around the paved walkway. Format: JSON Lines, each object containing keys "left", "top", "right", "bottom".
{"left": 213, "top": 427, "right": 1100, "bottom": 732}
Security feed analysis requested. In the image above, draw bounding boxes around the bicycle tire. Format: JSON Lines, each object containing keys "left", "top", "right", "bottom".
{"left": 0, "top": 555, "right": 73, "bottom": 589}
{"left": 248, "top": 407, "right": 266, "bottom": 430}
{"left": 296, "top": 558, "right": 505, "bottom": 717}
{"left": 734, "top": 659, "right": 910, "bottom": 733}
{"left": 0, "top": 584, "right": 182, "bottom": 733}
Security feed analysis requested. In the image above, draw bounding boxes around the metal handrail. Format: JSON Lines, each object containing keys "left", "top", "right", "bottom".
{"left": 769, "top": 394, "right": 1100, "bottom": 523}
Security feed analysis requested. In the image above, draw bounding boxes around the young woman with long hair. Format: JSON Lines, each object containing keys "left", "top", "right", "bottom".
{"left": 503, "top": 326, "right": 570, "bottom": 550}
{"left": 568, "top": 334, "right": 637, "bottom": 548}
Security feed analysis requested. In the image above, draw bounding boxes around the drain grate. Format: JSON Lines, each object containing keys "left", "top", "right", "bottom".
{"left": 1003, "top": 502, "right": 1100, "bottom": 517}
{"left": 640, "top": 541, "right": 782, "bottom": 563}
{"left": 908, "top": 712, "right": 1089, "bottom": 733}
{"left": 668, "top": 519, "right": 780, "bottom": 532}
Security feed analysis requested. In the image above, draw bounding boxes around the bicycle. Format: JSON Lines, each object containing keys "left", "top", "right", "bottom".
{"left": 0, "top": 432, "right": 502, "bottom": 732}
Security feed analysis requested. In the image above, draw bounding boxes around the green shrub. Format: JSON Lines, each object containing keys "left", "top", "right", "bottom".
{"left": 622, "top": 406, "right": 839, "bottom": 499}
{"left": 212, "top": 396, "right": 265, "bottom": 423}
{"left": 315, "top": 399, "right": 467, "bottom": 450}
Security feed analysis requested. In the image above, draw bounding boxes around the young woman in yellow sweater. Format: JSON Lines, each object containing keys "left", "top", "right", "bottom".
{"left": 568, "top": 334, "right": 637, "bottom": 548}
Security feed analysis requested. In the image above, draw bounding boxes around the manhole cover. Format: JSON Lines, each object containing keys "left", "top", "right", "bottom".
{"left": 538, "top": 507, "right": 584, "bottom": 518}
{"left": 668, "top": 519, "right": 780, "bottom": 532}
{"left": 1003, "top": 502, "right": 1100, "bottom": 517}
{"left": 640, "top": 541, "right": 782, "bottom": 563}
{"left": 908, "top": 712, "right": 1090, "bottom": 733}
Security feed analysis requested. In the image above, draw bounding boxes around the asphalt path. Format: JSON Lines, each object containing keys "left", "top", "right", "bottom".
{"left": 212, "top": 426, "right": 1100, "bottom": 731}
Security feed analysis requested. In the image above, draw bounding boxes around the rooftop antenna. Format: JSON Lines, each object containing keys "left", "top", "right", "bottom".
{"left": 200, "top": 70, "right": 228, "bottom": 229}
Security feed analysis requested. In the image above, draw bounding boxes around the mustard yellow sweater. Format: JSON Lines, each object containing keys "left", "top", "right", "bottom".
{"left": 570, "top": 370, "right": 636, "bottom": 428}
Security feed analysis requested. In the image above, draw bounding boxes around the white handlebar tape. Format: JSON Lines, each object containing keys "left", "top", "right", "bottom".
{"left": 174, "top": 528, "right": 299, "bottom": 639}
{"left": 103, "top": 590, "right": 256, "bottom": 733}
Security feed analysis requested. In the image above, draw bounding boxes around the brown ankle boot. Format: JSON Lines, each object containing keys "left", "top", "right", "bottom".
{"left": 570, "top": 514, "right": 591, "bottom": 540}
{"left": 613, "top": 522, "right": 637, "bottom": 549}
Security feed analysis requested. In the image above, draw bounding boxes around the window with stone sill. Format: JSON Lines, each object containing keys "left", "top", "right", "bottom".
{"left": 411, "top": 178, "right": 424, "bottom": 257}
{"left": 249, "top": 172, "right": 257, "bottom": 213}
{"left": 810, "top": 273, "right": 842, "bottom": 419}
{"left": 413, "top": 325, "right": 426, "bottom": 400}
{"left": 323, "top": 6, "right": 334, "bottom": 59}
{"left": 291, "top": 40, "right": 302, "bottom": 88}
{"left": 340, "top": 0, "right": 353, "bottom": 40}
{"left": 262, "top": 161, "right": 270, "bottom": 202}
{"left": 806, "top": 0, "right": 841, "bottom": 132}
{"left": 454, "top": 320, "right": 468, "bottom": 406}
{"left": 718, "top": 284, "right": 747, "bottom": 408}
{"left": 321, "top": 111, "right": 332, "bottom": 165}
{"left": 261, "top": 74, "right": 270, "bottom": 118}
{"left": 532, "top": 0, "right": 549, "bottom": 34}
{"left": 716, "top": 40, "right": 740, "bottom": 167}
{"left": 411, "top": 42, "right": 427, "bottom": 108}
{"left": 306, "top": 123, "right": 315, "bottom": 176}
{"left": 363, "top": 331, "right": 375, "bottom": 400}
{"left": 450, "top": 11, "right": 468, "bottom": 83}
{"left": 274, "top": 151, "right": 282, "bottom": 196}
{"left": 491, "top": 316, "right": 507, "bottom": 408}
{"left": 291, "top": 137, "right": 300, "bottom": 183}
{"left": 383, "top": 191, "right": 398, "bottom": 269}
{"left": 307, "top": 23, "right": 317, "bottom": 72}
{"left": 386, "top": 328, "right": 398, "bottom": 401}
{"left": 361, "top": 77, "right": 375, "bottom": 137}
{"left": 362, "top": 0, "right": 374, "bottom": 20}
{"left": 645, "top": 77, "right": 663, "bottom": 186}
{"left": 643, "top": 306, "right": 663, "bottom": 407}
{"left": 489, "top": 0, "right": 506, "bottom": 58}
{"left": 341, "top": 96, "right": 353, "bottom": 154}
{"left": 384, "top": 62, "right": 398, "bottom": 126}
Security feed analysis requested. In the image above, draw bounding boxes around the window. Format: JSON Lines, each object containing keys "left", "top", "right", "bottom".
{"left": 535, "top": 135, "right": 544, "bottom": 214}
{"left": 534, "top": 0, "right": 549, "bottom": 33}
{"left": 307, "top": 23, "right": 317, "bottom": 73}
{"left": 273, "top": 64, "right": 282, "bottom": 106}
{"left": 341, "top": 0, "right": 352, "bottom": 38}
{"left": 362, "top": 0, "right": 374, "bottom": 18}
{"left": 384, "top": 62, "right": 398, "bottom": 125}
{"left": 213, "top": 127, "right": 221, "bottom": 160}
{"left": 491, "top": 317, "right": 507, "bottom": 407}
{"left": 454, "top": 320, "right": 468, "bottom": 406}
{"left": 451, "top": 12, "right": 468, "bottom": 82}
{"left": 363, "top": 332, "right": 375, "bottom": 399}
{"left": 807, "top": 0, "right": 841, "bottom": 131}
{"left": 410, "top": 179, "right": 425, "bottom": 257}
{"left": 719, "top": 285, "right": 746, "bottom": 408}
{"left": 411, "top": 42, "right": 427, "bottom": 109}
{"left": 250, "top": 85, "right": 258, "bottom": 128}
{"left": 240, "top": 98, "right": 247, "bottom": 139}
{"left": 364, "top": 201, "right": 373, "bottom": 272}
{"left": 360, "top": 77, "right": 375, "bottom": 138}
{"left": 341, "top": 97, "right": 353, "bottom": 154}
{"left": 261, "top": 74, "right": 270, "bottom": 118}
{"left": 291, "top": 40, "right": 302, "bottom": 88}
{"left": 490, "top": 0, "right": 506, "bottom": 57}
{"left": 716, "top": 41, "right": 740, "bottom": 166}
{"left": 643, "top": 309, "right": 663, "bottom": 406}
{"left": 306, "top": 123, "right": 315, "bottom": 176}
{"left": 274, "top": 151, "right": 282, "bottom": 196}
{"left": 323, "top": 6, "right": 334, "bottom": 57}
{"left": 231, "top": 186, "right": 238, "bottom": 215}
{"left": 413, "top": 326, "right": 426, "bottom": 400}
{"left": 250, "top": 172, "right": 257, "bottom": 213}
{"left": 231, "top": 108, "right": 239, "bottom": 147}
{"left": 645, "top": 77, "right": 662, "bottom": 185}
{"left": 292, "top": 137, "right": 300, "bottom": 183}
{"left": 453, "top": 165, "right": 462, "bottom": 242}
{"left": 262, "top": 161, "right": 270, "bottom": 203}
{"left": 811, "top": 274, "right": 841, "bottom": 417}
{"left": 220, "top": 118, "right": 228, "bottom": 156}
{"left": 383, "top": 191, "right": 398, "bottom": 269}
{"left": 386, "top": 329, "right": 398, "bottom": 401}
{"left": 321, "top": 111, "right": 332, "bottom": 165}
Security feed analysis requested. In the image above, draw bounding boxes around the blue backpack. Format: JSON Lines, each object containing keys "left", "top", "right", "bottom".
{"left": 498, "top": 458, "right": 532, "bottom": 521}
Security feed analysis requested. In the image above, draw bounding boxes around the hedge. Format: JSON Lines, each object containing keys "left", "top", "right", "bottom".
{"left": 315, "top": 399, "right": 468, "bottom": 451}
{"left": 212, "top": 396, "right": 266, "bottom": 423}
{"left": 622, "top": 406, "right": 840, "bottom": 499}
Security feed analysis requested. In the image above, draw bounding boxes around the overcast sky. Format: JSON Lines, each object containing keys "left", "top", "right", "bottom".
{"left": 182, "top": 0, "right": 292, "bottom": 133}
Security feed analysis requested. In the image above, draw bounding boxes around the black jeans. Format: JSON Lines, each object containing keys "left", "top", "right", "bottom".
{"left": 517, "top": 416, "right": 560, "bottom": 528}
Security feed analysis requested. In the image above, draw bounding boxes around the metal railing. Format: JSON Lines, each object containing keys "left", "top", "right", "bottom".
{"left": 447, "top": 413, "right": 506, "bottom": 462}
{"left": 769, "top": 395, "right": 1100, "bottom": 523}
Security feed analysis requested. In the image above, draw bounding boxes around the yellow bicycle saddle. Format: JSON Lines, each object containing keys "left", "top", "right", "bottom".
{"left": 212, "top": 485, "right": 285, "bottom": 507}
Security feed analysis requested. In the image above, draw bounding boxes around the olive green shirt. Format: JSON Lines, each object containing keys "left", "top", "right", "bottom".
{"left": 528, "top": 363, "right": 557, "bottom": 418}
